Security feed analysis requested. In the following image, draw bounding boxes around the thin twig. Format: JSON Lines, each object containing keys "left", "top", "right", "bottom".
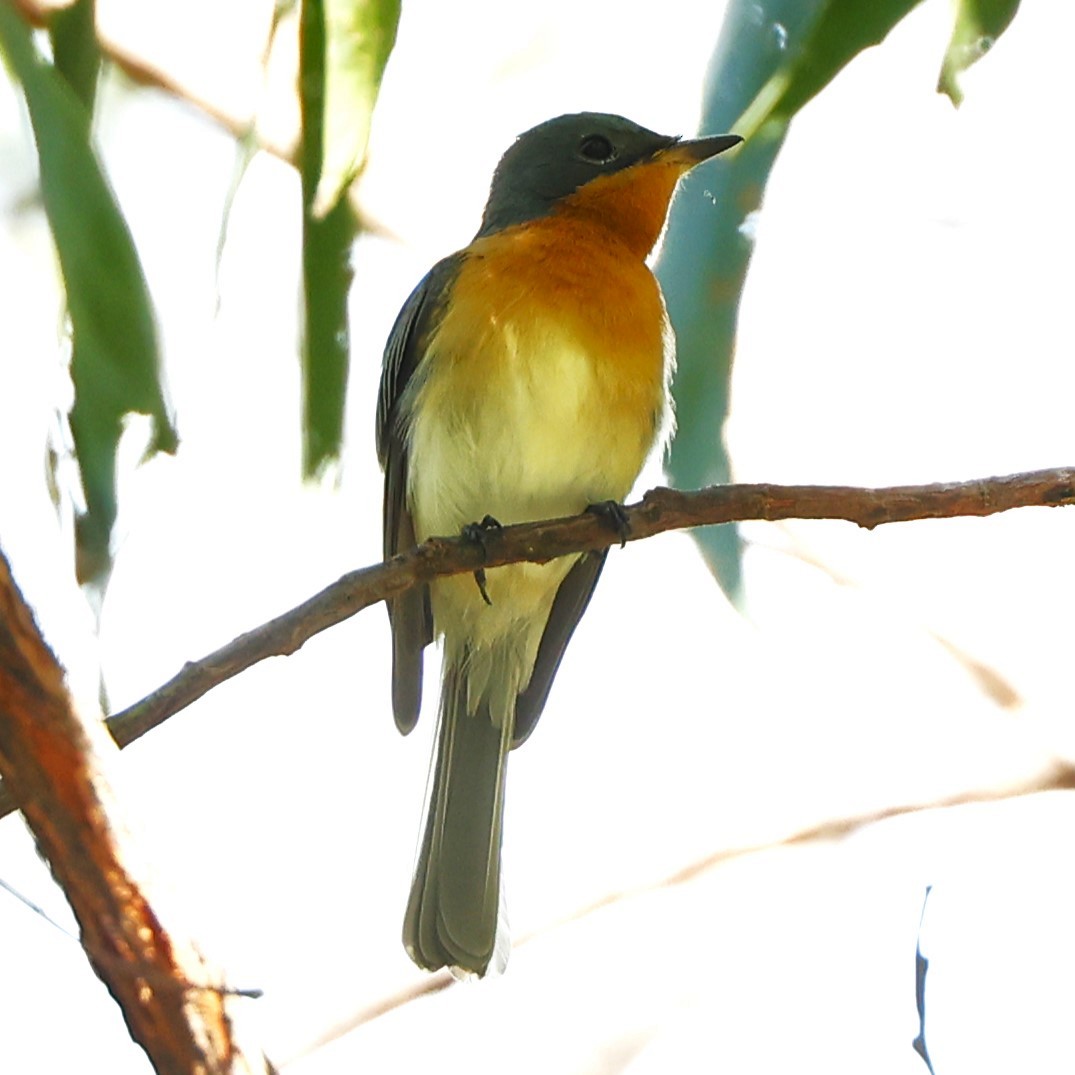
{"left": 1, "top": 468, "right": 1072, "bottom": 821}
{"left": 288, "top": 759, "right": 1075, "bottom": 1058}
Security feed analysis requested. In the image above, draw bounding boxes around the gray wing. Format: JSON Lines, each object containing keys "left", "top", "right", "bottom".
{"left": 512, "top": 550, "right": 608, "bottom": 747}
{"left": 378, "top": 254, "right": 464, "bottom": 734}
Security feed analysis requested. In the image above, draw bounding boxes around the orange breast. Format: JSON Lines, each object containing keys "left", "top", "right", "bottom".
{"left": 445, "top": 213, "right": 671, "bottom": 416}
{"left": 553, "top": 155, "right": 686, "bottom": 259}
{"left": 406, "top": 203, "right": 675, "bottom": 543}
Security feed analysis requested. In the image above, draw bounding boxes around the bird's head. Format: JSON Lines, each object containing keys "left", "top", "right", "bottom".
{"left": 478, "top": 112, "right": 741, "bottom": 255}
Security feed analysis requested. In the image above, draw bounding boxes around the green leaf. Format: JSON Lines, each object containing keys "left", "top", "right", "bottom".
{"left": 661, "top": 0, "right": 1022, "bottom": 600}
{"left": 735, "top": 0, "right": 927, "bottom": 141}
{"left": 659, "top": 0, "right": 825, "bottom": 599}
{"left": 0, "top": 5, "right": 177, "bottom": 589}
{"left": 314, "top": 0, "right": 400, "bottom": 217}
{"left": 938, "top": 0, "right": 1021, "bottom": 106}
{"left": 301, "top": 193, "right": 358, "bottom": 476}
{"left": 298, "top": 0, "right": 400, "bottom": 476}
{"left": 48, "top": 0, "right": 100, "bottom": 113}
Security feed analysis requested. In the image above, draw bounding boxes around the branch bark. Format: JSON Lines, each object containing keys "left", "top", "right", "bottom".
{"left": 0, "top": 551, "right": 274, "bottom": 1073}
{"left": 13, "top": 0, "right": 293, "bottom": 161}
{"left": 1, "top": 467, "right": 1072, "bottom": 823}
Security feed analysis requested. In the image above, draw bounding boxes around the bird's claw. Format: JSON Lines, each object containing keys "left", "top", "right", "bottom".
{"left": 473, "top": 568, "right": 493, "bottom": 606}
{"left": 461, "top": 515, "right": 503, "bottom": 548}
{"left": 462, "top": 516, "right": 503, "bottom": 604}
{"left": 587, "top": 500, "right": 631, "bottom": 547}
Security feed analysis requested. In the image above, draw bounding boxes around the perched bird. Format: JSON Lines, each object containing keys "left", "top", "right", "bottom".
{"left": 377, "top": 112, "right": 741, "bottom": 976}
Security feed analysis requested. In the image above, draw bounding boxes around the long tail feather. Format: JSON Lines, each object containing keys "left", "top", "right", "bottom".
{"left": 403, "top": 653, "right": 513, "bottom": 976}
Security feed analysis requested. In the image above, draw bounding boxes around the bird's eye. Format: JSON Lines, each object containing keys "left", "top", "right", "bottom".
{"left": 578, "top": 134, "right": 617, "bottom": 163}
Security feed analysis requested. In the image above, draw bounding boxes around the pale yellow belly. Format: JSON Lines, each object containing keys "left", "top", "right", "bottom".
{"left": 404, "top": 304, "right": 668, "bottom": 719}
{"left": 409, "top": 327, "right": 656, "bottom": 529}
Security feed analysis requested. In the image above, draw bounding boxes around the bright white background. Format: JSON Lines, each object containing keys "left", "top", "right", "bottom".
{"left": 2, "top": 0, "right": 1074, "bottom": 1071}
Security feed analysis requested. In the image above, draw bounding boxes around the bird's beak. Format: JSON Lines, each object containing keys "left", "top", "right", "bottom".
{"left": 656, "top": 133, "right": 743, "bottom": 168}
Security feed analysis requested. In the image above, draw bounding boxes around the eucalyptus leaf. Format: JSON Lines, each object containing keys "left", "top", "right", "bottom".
{"left": 938, "top": 0, "right": 1021, "bottom": 106}
{"left": 734, "top": 0, "right": 926, "bottom": 141}
{"left": 662, "top": 0, "right": 1022, "bottom": 599}
{"left": 660, "top": 0, "right": 824, "bottom": 599}
{"left": 0, "top": 4, "right": 177, "bottom": 589}
{"left": 48, "top": 0, "right": 100, "bottom": 112}
{"left": 298, "top": 0, "right": 400, "bottom": 476}
{"left": 314, "top": 0, "right": 400, "bottom": 217}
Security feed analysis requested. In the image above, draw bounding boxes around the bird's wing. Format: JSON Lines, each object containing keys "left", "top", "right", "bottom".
{"left": 512, "top": 549, "right": 609, "bottom": 747}
{"left": 377, "top": 254, "right": 464, "bottom": 734}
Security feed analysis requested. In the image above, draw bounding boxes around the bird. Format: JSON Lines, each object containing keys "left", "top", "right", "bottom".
{"left": 376, "top": 112, "right": 741, "bottom": 976}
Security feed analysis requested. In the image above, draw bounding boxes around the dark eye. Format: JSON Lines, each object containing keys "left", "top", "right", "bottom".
{"left": 578, "top": 134, "right": 616, "bottom": 163}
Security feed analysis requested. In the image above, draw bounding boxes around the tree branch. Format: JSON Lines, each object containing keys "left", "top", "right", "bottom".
{"left": 1, "top": 467, "right": 1072, "bottom": 822}
{"left": 0, "top": 550, "right": 274, "bottom": 1073}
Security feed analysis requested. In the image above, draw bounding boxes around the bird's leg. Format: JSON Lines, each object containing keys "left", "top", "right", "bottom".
{"left": 586, "top": 500, "right": 631, "bottom": 548}
{"left": 461, "top": 516, "right": 503, "bottom": 605}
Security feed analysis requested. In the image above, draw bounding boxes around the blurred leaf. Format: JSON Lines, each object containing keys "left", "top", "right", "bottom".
{"left": 0, "top": 5, "right": 177, "bottom": 589}
{"left": 938, "top": 0, "right": 1020, "bottom": 106}
{"left": 298, "top": 0, "right": 400, "bottom": 476}
{"left": 214, "top": 4, "right": 293, "bottom": 304}
{"left": 659, "top": 0, "right": 824, "bottom": 599}
{"left": 301, "top": 194, "right": 358, "bottom": 477}
{"left": 662, "top": 0, "right": 1021, "bottom": 600}
{"left": 913, "top": 886, "right": 936, "bottom": 1073}
{"left": 314, "top": 0, "right": 399, "bottom": 217}
{"left": 735, "top": 0, "right": 926, "bottom": 141}
{"left": 48, "top": 0, "right": 99, "bottom": 111}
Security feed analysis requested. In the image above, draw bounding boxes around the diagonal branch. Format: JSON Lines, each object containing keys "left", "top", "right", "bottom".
{"left": 0, "top": 550, "right": 274, "bottom": 1072}
{"left": 1, "top": 467, "right": 1072, "bottom": 822}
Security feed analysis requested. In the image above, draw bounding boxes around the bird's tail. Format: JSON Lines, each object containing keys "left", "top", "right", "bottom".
{"left": 403, "top": 650, "right": 513, "bottom": 977}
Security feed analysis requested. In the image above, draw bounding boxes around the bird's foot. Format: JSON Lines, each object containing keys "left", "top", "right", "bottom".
{"left": 461, "top": 515, "right": 504, "bottom": 547}
{"left": 586, "top": 500, "right": 631, "bottom": 548}
{"left": 473, "top": 568, "right": 493, "bottom": 606}
{"left": 462, "top": 516, "right": 503, "bottom": 605}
